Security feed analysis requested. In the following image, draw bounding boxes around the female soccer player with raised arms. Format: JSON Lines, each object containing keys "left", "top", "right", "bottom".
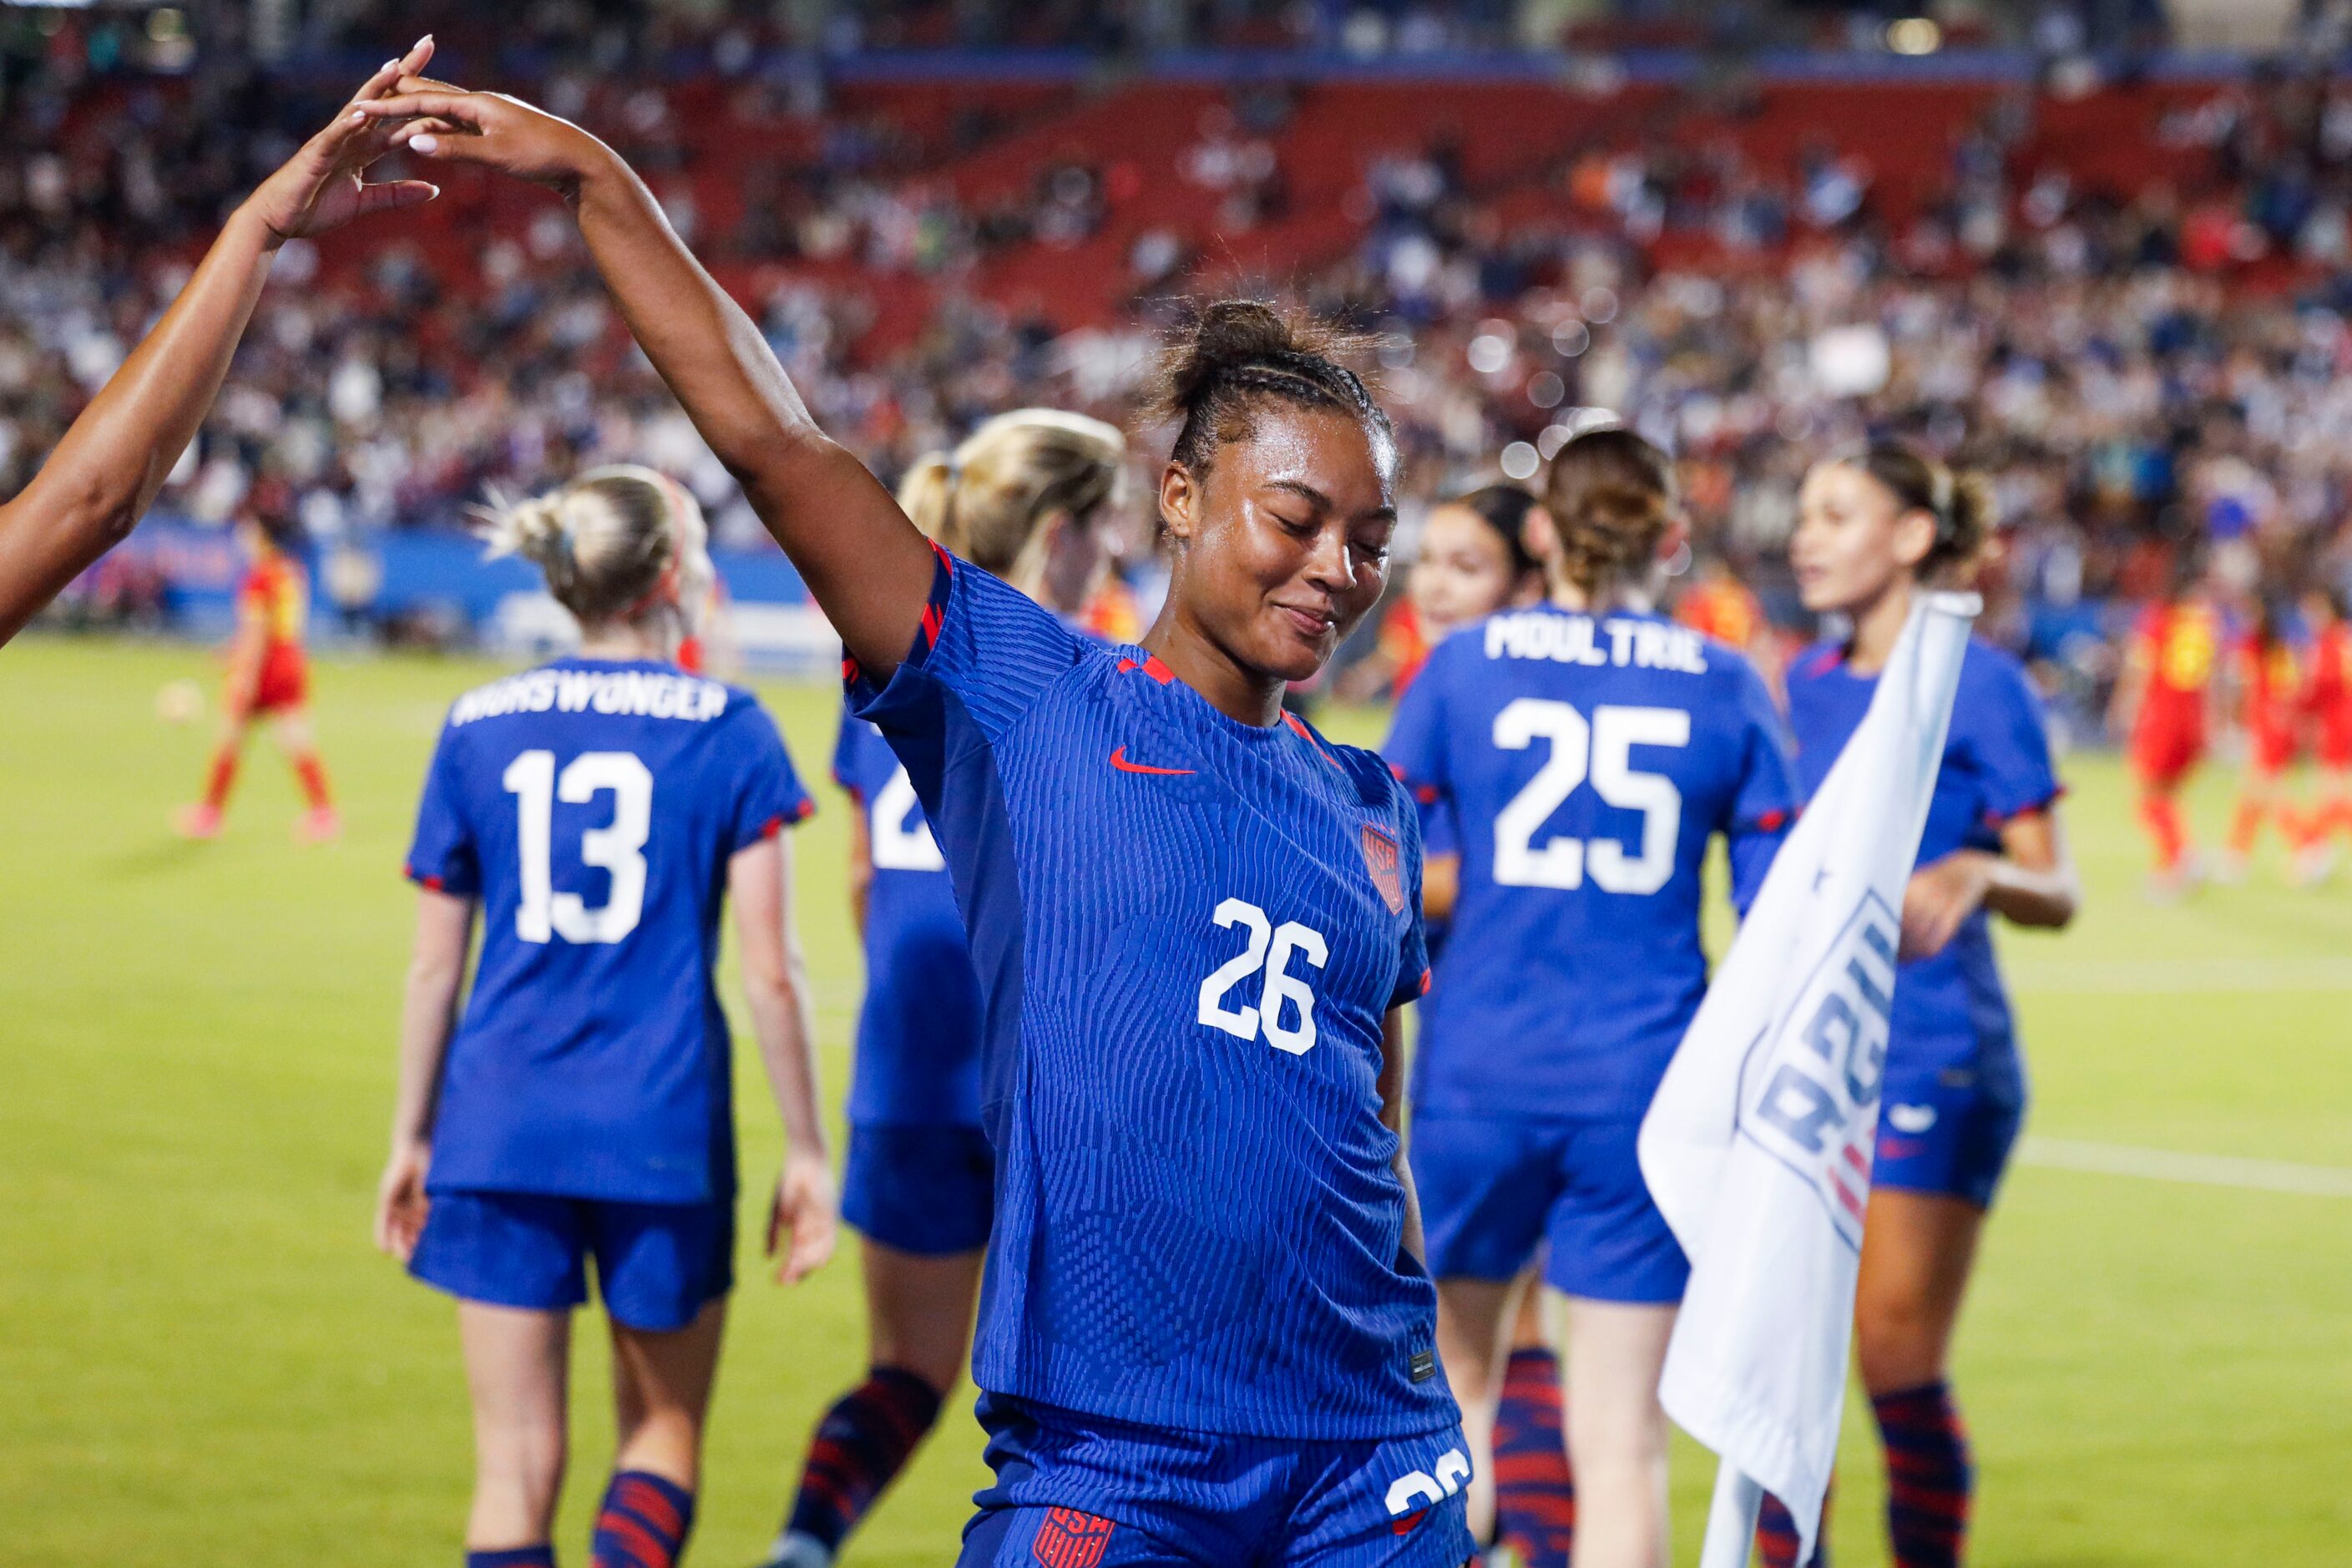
{"left": 1763, "top": 445, "right": 2079, "bottom": 1568}
{"left": 765, "top": 409, "right": 1126, "bottom": 1568}
{"left": 378, "top": 468, "right": 837, "bottom": 1568}
{"left": 365, "top": 79, "right": 1474, "bottom": 1568}
{"left": 1383, "top": 428, "right": 1798, "bottom": 1568}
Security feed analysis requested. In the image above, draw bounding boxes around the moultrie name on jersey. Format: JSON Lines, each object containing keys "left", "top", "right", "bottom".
{"left": 1484, "top": 611, "right": 1710, "bottom": 675}
{"left": 448, "top": 670, "right": 731, "bottom": 727}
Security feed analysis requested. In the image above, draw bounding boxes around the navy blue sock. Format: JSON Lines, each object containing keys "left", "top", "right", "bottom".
{"left": 785, "top": 1366, "right": 945, "bottom": 1550}
{"left": 592, "top": 1470, "right": 695, "bottom": 1568}
{"left": 467, "top": 1548, "right": 556, "bottom": 1568}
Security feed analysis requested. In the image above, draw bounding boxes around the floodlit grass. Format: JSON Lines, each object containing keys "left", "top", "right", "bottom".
{"left": 3, "top": 636, "right": 2346, "bottom": 1565}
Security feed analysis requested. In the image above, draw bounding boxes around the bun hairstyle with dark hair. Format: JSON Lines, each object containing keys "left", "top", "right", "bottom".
{"left": 1540, "top": 426, "right": 1679, "bottom": 595}
{"left": 1148, "top": 300, "right": 1391, "bottom": 480}
{"left": 1450, "top": 483, "right": 1542, "bottom": 579}
{"left": 1853, "top": 442, "right": 1995, "bottom": 581}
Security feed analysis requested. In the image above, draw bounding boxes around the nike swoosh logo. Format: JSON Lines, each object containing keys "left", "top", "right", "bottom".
{"left": 1109, "top": 746, "right": 1195, "bottom": 776}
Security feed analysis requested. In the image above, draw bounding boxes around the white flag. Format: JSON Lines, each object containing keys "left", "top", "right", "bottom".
{"left": 1638, "top": 591, "right": 1979, "bottom": 1564}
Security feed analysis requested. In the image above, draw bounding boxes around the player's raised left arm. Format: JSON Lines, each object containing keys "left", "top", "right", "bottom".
{"left": 1379, "top": 1009, "right": 1427, "bottom": 1268}
{"left": 731, "top": 831, "right": 837, "bottom": 1285}
{"left": 0, "top": 43, "right": 438, "bottom": 647}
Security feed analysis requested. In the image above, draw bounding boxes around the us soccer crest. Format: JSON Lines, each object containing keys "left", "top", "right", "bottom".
{"left": 1031, "top": 1507, "right": 1117, "bottom": 1568}
{"left": 1362, "top": 824, "right": 1406, "bottom": 915}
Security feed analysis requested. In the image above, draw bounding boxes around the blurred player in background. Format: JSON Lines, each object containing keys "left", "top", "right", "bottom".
{"left": 367, "top": 75, "right": 1474, "bottom": 1564}
{"left": 1348, "top": 483, "right": 1544, "bottom": 701}
{"left": 2292, "top": 584, "right": 2352, "bottom": 881}
{"left": 765, "top": 408, "right": 1125, "bottom": 1568}
{"left": 2110, "top": 561, "right": 2220, "bottom": 897}
{"left": 175, "top": 507, "right": 338, "bottom": 841}
{"left": 2217, "top": 596, "right": 2302, "bottom": 882}
{"left": 1384, "top": 428, "right": 1796, "bottom": 1568}
{"left": 376, "top": 467, "right": 836, "bottom": 1568}
{"left": 1770, "top": 445, "right": 2079, "bottom": 1568}
{"left": 0, "top": 43, "right": 442, "bottom": 647}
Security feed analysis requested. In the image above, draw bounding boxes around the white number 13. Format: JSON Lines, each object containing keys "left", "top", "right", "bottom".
{"left": 1196, "top": 898, "right": 1329, "bottom": 1055}
{"left": 503, "top": 749, "right": 654, "bottom": 945}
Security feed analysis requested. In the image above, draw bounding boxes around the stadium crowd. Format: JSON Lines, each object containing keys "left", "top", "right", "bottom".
{"left": 7, "top": 7, "right": 2352, "bottom": 706}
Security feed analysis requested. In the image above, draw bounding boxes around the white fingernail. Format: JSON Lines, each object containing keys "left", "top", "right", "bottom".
{"left": 411, "top": 134, "right": 438, "bottom": 155}
{"left": 350, "top": 109, "right": 366, "bottom": 123}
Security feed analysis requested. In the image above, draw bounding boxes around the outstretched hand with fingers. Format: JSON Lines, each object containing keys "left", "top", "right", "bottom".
{"left": 766, "top": 1149, "right": 839, "bottom": 1286}
{"left": 244, "top": 36, "right": 445, "bottom": 245}
{"left": 357, "top": 76, "right": 615, "bottom": 196}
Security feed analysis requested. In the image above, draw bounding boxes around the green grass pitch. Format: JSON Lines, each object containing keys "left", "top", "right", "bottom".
{"left": 3, "top": 637, "right": 2348, "bottom": 1565}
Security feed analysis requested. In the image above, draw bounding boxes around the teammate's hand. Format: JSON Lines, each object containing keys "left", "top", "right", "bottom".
{"left": 373, "top": 1139, "right": 432, "bottom": 1262}
{"left": 1900, "top": 850, "right": 1995, "bottom": 961}
{"left": 766, "top": 1150, "right": 837, "bottom": 1286}
{"left": 240, "top": 37, "right": 443, "bottom": 246}
{"left": 356, "top": 76, "right": 615, "bottom": 197}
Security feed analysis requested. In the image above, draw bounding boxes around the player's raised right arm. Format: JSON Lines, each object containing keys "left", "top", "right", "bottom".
{"left": 361, "top": 83, "right": 935, "bottom": 677}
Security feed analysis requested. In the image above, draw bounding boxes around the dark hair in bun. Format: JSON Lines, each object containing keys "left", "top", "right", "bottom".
{"left": 1449, "top": 483, "right": 1542, "bottom": 579}
{"left": 1853, "top": 442, "right": 1994, "bottom": 580}
{"left": 1147, "top": 300, "right": 1390, "bottom": 478}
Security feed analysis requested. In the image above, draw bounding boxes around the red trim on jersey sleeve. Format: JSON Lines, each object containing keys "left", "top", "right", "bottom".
{"left": 1116, "top": 655, "right": 1177, "bottom": 685}
{"left": 792, "top": 797, "right": 817, "bottom": 822}
{"left": 1751, "top": 807, "right": 1789, "bottom": 832}
{"left": 1982, "top": 785, "right": 2069, "bottom": 828}
{"left": 408, "top": 867, "right": 445, "bottom": 892}
{"left": 1419, "top": 968, "right": 1433, "bottom": 996}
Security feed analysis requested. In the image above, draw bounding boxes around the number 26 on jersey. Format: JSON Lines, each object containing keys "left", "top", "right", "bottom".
{"left": 1197, "top": 898, "right": 1328, "bottom": 1055}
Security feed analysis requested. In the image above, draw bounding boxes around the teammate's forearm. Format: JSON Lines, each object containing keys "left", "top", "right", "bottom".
{"left": 390, "top": 955, "right": 462, "bottom": 1146}
{"left": 746, "top": 964, "right": 827, "bottom": 1161}
{"left": 0, "top": 208, "right": 278, "bottom": 644}
{"left": 1981, "top": 852, "right": 2077, "bottom": 929}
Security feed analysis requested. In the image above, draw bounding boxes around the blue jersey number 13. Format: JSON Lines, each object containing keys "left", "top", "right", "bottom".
{"left": 502, "top": 749, "right": 655, "bottom": 945}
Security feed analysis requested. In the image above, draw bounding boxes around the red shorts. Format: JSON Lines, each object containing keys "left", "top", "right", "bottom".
{"left": 2131, "top": 716, "right": 2205, "bottom": 787}
{"left": 241, "top": 644, "right": 309, "bottom": 716}
{"left": 2248, "top": 724, "right": 2299, "bottom": 776}
{"left": 2319, "top": 720, "right": 2352, "bottom": 770}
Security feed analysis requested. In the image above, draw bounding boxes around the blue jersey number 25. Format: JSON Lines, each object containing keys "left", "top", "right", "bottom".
{"left": 1491, "top": 699, "right": 1687, "bottom": 895}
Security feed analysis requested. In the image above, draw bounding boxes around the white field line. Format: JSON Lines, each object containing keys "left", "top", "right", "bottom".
{"left": 2017, "top": 1137, "right": 2352, "bottom": 1197}
{"left": 2005, "top": 957, "right": 2352, "bottom": 994}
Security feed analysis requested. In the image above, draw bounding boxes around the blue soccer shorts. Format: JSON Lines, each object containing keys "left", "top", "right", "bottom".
{"left": 1409, "top": 1112, "right": 1687, "bottom": 1305}
{"left": 409, "top": 1189, "right": 733, "bottom": 1333}
{"left": 1872, "top": 1065, "right": 2026, "bottom": 1211}
{"left": 842, "top": 1121, "right": 996, "bottom": 1256}
{"left": 956, "top": 1394, "right": 1477, "bottom": 1567}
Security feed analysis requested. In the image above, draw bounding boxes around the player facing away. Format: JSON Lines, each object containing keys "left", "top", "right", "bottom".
{"left": 0, "top": 42, "right": 443, "bottom": 646}
{"left": 2215, "top": 596, "right": 2302, "bottom": 883}
{"left": 175, "top": 508, "right": 338, "bottom": 842}
{"left": 364, "top": 73, "right": 1475, "bottom": 1565}
{"left": 1763, "top": 446, "right": 2080, "bottom": 1568}
{"left": 1384, "top": 428, "right": 1797, "bottom": 1568}
{"left": 765, "top": 408, "right": 1127, "bottom": 1568}
{"left": 376, "top": 468, "right": 837, "bottom": 1568}
{"left": 2109, "top": 560, "right": 2220, "bottom": 897}
{"left": 2292, "top": 584, "right": 2352, "bottom": 881}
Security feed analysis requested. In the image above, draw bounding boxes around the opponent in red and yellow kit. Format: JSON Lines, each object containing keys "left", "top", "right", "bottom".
{"left": 2116, "top": 595, "right": 2219, "bottom": 888}
{"left": 177, "top": 522, "right": 336, "bottom": 841}
{"left": 2223, "top": 623, "right": 2302, "bottom": 870}
{"left": 2293, "top": 594, "right": 2352, "bottom": 873}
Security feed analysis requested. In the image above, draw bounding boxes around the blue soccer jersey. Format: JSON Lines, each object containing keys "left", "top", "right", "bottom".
{"left": 850, "top": 549, "right": 1450, "bottom": 1442}
{"left": 404, "top": 658, "right": 812, "bottom": 1206}
{"left": 833, "top": 706, "right": 985, "bottom": 1128}
{"left": 1784, "top": 636, "right": 2063, "bottom": 1105}
{"left": 1383, "top": 606, "right": 1798, "bottom": 1120}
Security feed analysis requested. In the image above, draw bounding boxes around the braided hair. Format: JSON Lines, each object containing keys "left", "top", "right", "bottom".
{"left": 1147, "top": 301, "right": 1391, "bottom": 482}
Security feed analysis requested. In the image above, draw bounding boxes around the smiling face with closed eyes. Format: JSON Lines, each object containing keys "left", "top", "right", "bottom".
{"left": 1153, "top": 400, "right": 1399, "bottom": 703}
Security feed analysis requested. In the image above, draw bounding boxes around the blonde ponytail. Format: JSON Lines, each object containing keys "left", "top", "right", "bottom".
{"left": 476, "top": 464, "right": 706, "bottom": 629}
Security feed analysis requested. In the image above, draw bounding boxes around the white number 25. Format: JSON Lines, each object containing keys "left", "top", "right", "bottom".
{"left": 1196, "top": 898, "right": 1328, "bottom": 1055}
{"left": 502, "top": 749, "right": 654, "bottom": 945}
{"left": 1491, "top": 698, "right": 1687, "bottom": 895}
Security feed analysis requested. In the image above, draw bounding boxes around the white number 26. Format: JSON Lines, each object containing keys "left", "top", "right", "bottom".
{"left": 1196, "top": 898, "right": 1328, "bottom": 1055}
